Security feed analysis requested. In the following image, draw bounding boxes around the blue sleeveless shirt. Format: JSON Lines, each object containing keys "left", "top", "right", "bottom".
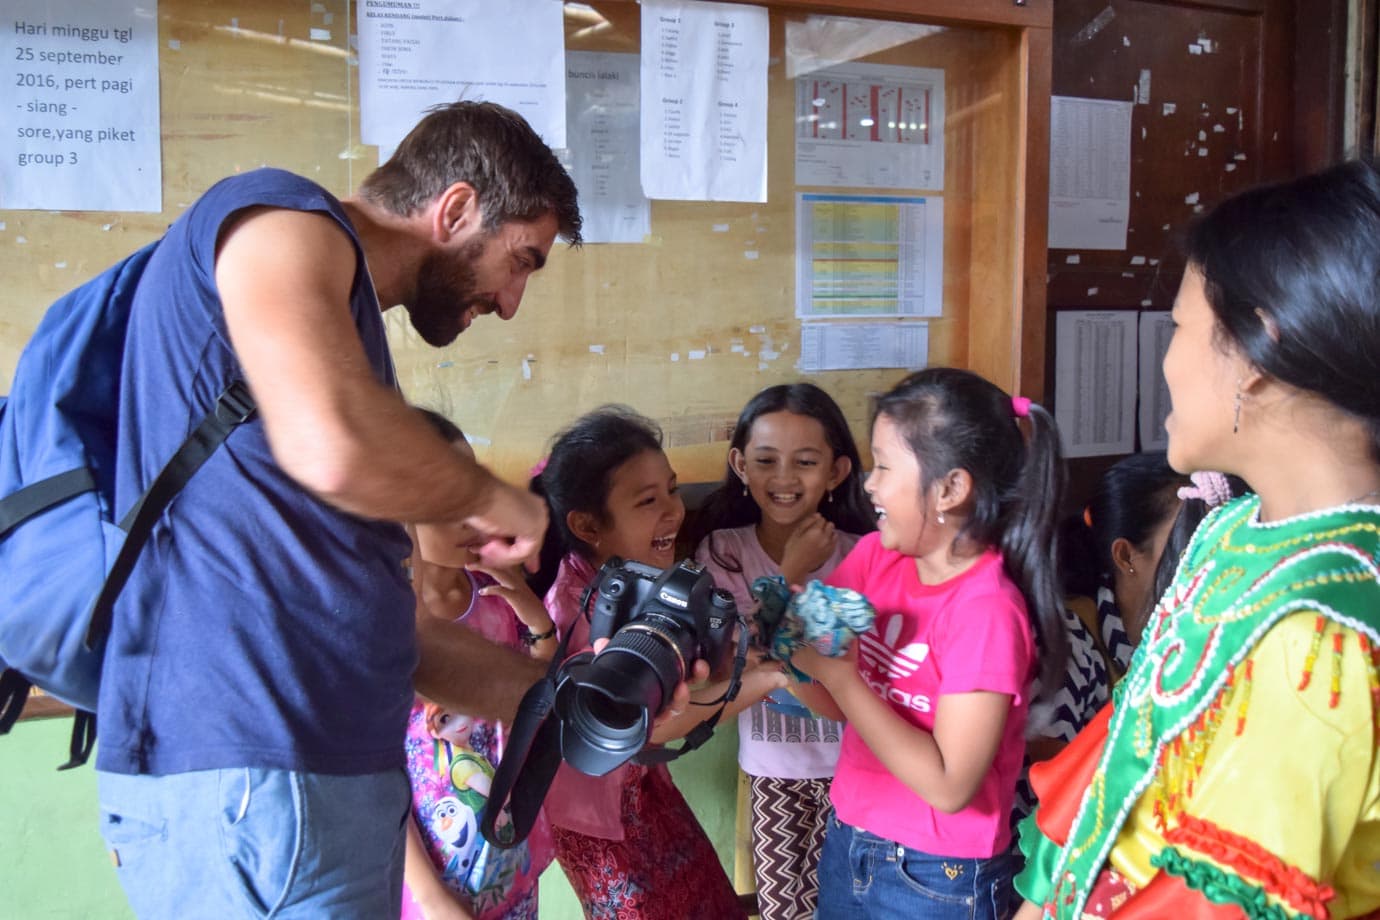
{"left": 98, "top": 169, "right": 416, "bottom": 776}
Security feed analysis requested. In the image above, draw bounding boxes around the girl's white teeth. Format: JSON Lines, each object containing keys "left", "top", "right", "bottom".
{"left": 652, "top": 536, "right": 674, "bottom": 550}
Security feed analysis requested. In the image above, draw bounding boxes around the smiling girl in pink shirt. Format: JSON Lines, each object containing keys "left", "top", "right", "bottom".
{"left": 793, "top": 368, "right": 1067, "bottom": 920}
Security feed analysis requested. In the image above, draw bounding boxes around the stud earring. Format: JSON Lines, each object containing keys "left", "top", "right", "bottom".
{"left": 1127, "top": 564, "right": 1135, "bottom": 574}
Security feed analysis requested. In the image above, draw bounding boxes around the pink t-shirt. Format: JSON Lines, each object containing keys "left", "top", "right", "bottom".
{"left": 694, "top": 524, "right": 857, "bottom": 779}
{"left": 825, "top": 533, "right": 1034, "bottom": 857}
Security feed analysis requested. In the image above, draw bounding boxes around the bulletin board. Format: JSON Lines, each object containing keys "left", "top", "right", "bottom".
{"left": 1038, "top": 0, "right": 1313, "bottom": 504}
{"left": 0, "top": 0, "right": 1051, "bottom": 485}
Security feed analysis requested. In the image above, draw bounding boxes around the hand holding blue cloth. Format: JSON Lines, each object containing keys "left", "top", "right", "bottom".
{"left": 749, "top": 576, "right": 875, "bottom": 682}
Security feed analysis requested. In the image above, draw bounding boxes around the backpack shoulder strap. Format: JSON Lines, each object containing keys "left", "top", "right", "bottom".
{"left": 83, "top": 380, "right": 257, "bottom": 650}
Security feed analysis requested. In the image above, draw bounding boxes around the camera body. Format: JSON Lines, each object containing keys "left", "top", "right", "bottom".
{"left": 553, "top": 557, "right": 738, "bottom": 776}
{"left": 589, "top": 557, "right": 737, "bottom": 665}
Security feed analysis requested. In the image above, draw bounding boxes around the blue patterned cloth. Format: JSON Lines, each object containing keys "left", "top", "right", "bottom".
{"left": 750, "top": 576, "right": 875, "bottom": 681}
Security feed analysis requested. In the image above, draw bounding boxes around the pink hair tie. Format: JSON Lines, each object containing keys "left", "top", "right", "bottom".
{"left": 1176, "top": 470, "right": 1232, "bottom": 507}
{"left": 1011, "top": 396, "right": 1032, "bottom": 419}
{"left": 528, "top": 456, "right": 549, "bottom": 479}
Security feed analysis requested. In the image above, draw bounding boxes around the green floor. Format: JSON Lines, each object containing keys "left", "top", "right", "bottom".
{"left": 1, "top": 715, "right": 740, "bottom": 919}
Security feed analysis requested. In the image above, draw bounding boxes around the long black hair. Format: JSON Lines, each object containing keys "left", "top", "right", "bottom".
{"left": 1058, "top": 452, "right": 1187, "bottom": 600}
{"left": 1186, "top": 158, "right": 1380, "bottom": 460}
{"left": 688, "top": 383, "right": 875, "bottom": 573}
{"left": 1138, "top": 473, "right": 1248, "bottom": 635}
{"left": 874, "top": 367, "right": 1067, "bottom": 687}
{"left": 528, "top": 406, "right": 665, "bottom": 597}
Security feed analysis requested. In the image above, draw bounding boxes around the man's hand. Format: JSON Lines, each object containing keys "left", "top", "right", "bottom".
{"left": 465, "top": 479, "right": 548, "bottom": 571}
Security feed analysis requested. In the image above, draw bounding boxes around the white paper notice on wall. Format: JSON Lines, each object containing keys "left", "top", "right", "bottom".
{"left": 561, "top": 51, "right": 650, "bottom": 243}
{"left": 1049, "top": 96, "right": 1133, "bottom": 250}
{"left": 640, "top": 0, "right": 769, "bottom": 202}
{"left": 1137, "top": 311, "right": 1175, "bottom": 450}
{"left": 793, "top": 60, "right": 945, "bottom": 190}
{"left": 1054, "top": 310, "right": 1138, "bottom": 458}
{"left": 358, "top": 0, "right": 566, "bottom": 157}
{"left": 2, "top": 0, "right": 162, "bottom": 211}
{"left": 799, "top": 321, "right": 927, "bottom": 372}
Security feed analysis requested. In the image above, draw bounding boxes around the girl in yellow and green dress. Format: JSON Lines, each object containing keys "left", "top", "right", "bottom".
{"left": 1013, "top": 160, "right": 1380, "bottom": 919}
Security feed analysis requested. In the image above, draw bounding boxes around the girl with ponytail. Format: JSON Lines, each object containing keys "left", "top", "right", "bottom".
{"left": 791, "top": 367, "right": 1067, "bottom": 919}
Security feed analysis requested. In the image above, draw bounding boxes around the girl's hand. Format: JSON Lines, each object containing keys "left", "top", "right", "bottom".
{"left": 469, "top": 563, "right": 551, "bottom": 630}
{"left": 741, "top": 649, "right": 790, "bottom": 696}
{"left": 780, "top": 514, "right": 838, "bottom": 585}
{"left": 790, "top": 641, "right": 859, "bottom": 691}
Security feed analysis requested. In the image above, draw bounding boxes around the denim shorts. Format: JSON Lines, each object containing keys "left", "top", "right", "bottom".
{"left": 97, "top": 767, "right": 410, "bottom": 919}
{"left": 815, "top": 814, "right": 1017, "bottom": 920}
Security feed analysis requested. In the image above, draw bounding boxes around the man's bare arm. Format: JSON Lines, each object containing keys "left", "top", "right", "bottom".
{"left": 215, "top": 207, "right": 541, "bottom": 541}
{"left": 414, "top": 615, "right": 545, "bottom": 723}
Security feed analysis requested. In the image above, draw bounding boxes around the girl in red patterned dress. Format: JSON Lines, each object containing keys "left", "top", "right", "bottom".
{"left": 529, "top": 405, "right": 785, "bottom": 920}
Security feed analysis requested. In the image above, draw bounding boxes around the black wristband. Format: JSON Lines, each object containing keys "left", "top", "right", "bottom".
{"left": 523, "top": 624, "right": 557, "bottom": 646}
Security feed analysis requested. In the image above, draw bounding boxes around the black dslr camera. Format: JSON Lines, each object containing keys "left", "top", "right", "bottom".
{"left": 554, "top": 557, "right": 739, "bottom": 776}
{"left": 481, "top": 557, "right": 744, "bottom": 848}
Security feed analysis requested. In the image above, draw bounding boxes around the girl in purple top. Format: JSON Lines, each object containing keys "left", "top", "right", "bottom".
{"left": 689, "top": 383, "right": 875, "bottom": 920}
{"left": 401, "top": 411, "right": 560, "bottom": 920}
{"left": 792, "top": 369, "right": 1067, "bottom": 920}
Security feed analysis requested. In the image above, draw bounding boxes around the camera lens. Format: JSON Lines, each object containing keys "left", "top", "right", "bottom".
{"left": 553, "top": 620, "right": 692, "bottom": 776}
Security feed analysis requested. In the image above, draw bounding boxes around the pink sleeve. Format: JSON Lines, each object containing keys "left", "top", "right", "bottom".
{"left": 694, "top": 532, "right": 755, "bottom": 613}
{"left": 824, "top": 532, "right": 877, "bottom": 594}
{"left": 544, "top": 567, "right": 592, "bottom": 653}
{"left": 935, "top": 593, "right": 1032, "bottom": 703}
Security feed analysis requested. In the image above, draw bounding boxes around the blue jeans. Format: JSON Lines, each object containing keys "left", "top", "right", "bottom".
{"left": 98, "top": 767, "right": 410, "bottom": 919}
{"left": 815, "top": 814, "right": 1017, "bottom": 920}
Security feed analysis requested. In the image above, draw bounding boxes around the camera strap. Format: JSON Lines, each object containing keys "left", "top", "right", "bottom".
{"left": 480, "top": 619, "right": 577, "bottom": 849}
{"left": 632, "top": 613, "right": 750, "bottom": 766}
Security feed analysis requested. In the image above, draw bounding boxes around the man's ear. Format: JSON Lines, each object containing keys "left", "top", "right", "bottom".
{"left": 433, "top": 181, "right": 481, "bottom": 242}
{"left": 828, "top": 455, "right": 853, "bottom": 491}
{"left": 936, "top": 468, "right": 972, "bottom": 513}
{"left": 567, "top": 509, "right": 600, "bottom": 547}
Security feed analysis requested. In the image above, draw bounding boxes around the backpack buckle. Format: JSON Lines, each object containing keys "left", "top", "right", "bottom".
{"left": 215, "top": 381, "right": 257, "bottom": 425}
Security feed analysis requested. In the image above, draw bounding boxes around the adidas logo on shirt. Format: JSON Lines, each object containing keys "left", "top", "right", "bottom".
{"left": 859, "top": 614, "right": 933, "bottom": 713}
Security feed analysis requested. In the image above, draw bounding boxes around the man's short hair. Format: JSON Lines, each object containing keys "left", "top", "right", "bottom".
{"left": 360, "top": 100, "right": 582, "bottom": 245}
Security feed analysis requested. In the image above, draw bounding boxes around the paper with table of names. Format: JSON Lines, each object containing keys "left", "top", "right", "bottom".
{"left": 2, "top": 0, "right": 160, "bottom": 212}
{"left": 639, "top": 0, "right": 768, "bottom": 202}
{"left": 1137, "top": 311, "right": 1174, "bottom": 450}
{"left": 794, "top": 61, "right": 945, "bottom": 190}
{"left": 1048, "top": 96, "right": 1132, "bottom": 250}
{"left": 796, "top": 193, "right": 943, "bottom": 319}
{"left": 799, "top": 321, "right": 928, "bottom": 373}
{"left": 358, "top": 0, "right": 565, "bottom": 159}
{"left": 1054, "top": 310, "right": 1138, "bottom": 458}
{"left": 562, "top": 51, "right": 649, "bottom": 244}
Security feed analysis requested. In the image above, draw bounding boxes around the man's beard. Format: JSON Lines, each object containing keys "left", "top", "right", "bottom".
{"left": 407, "top": 236, "right": 495, "bottom": 347}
